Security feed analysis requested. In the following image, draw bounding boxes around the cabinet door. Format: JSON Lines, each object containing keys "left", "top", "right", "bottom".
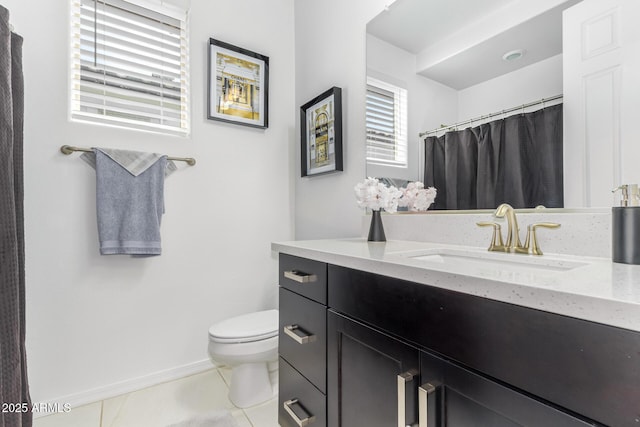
{"left": 327, "top": 310, "right": 419, "bottom": 427}
{"left": 419, "top": 351, "right": 594, "bottom": 427}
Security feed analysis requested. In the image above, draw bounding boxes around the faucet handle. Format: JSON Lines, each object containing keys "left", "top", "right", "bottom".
{"left": 524, "top": 222, "right": 561, "bottom": 255}
{"left": 476, "top": 222, "right": 508, "bottom": 252}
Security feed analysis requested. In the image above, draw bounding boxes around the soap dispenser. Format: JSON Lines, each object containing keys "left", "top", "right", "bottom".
{"left": 612, "top": 184, "right": 640, "bottom": 264}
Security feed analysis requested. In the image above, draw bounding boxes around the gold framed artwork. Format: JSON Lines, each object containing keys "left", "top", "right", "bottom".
{"left": 207, "top": 38, "right": 269, "bottom": 129}
{"left": 300, "top": 87, "right": 343, "bottom": 177}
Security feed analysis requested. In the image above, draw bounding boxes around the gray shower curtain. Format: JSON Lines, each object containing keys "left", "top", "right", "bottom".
{"left": 424, "top": 103, "right": 563, "bottom": 210}
{"left": 0, "top": 5, "right": 32, "bottom": 427}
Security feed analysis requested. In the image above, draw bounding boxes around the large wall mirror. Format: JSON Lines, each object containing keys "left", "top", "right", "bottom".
{"left": 366, "top": 0, "right": 640, "bottom": 211}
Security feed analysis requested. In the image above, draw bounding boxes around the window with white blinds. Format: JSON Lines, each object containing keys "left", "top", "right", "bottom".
{"left": 366, "top": 77, "right": 408, "bottom": 167}
{"left": 70, "top": 0, "right": 190, "bottom": 135}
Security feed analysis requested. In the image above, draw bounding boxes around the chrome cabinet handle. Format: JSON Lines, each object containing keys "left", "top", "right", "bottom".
{"left": 397, "top": 371, "right": 416, "bottom": 427}
{"left": 283, "top": 324, "right": 317, "bottom": 344}
{"left": 283, "top": 398, "right": 316, "bottom": 426}
{"left": 284, "top": 270, "right": 317, "bottom": 283}
{"left": 419, "top": 382, "right": 438, "bottom": 427}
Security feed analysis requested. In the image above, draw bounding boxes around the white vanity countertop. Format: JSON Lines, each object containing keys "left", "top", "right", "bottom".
{"left": 272, "top": 239, "right": 640, "bottom": 333}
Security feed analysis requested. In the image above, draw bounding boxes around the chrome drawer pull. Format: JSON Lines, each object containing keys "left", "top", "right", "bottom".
{"left": 284, "top": 398, "right": 316, "bottom": 426}
{"left": 397, "top": 370, "right": 416, "bottom": 427}
{"left": 284, "top": 270, "right": 317, "bottom": 283}
{"left": 284, "top": 324, "right": 317, "bottom": 344}
{"left": 419, "top": 382, "right": 438, "bottom": 427}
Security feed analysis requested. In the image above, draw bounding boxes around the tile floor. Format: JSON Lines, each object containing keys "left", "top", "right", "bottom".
{"left": 33, "top": 368, "right": 278, "bottom": 427}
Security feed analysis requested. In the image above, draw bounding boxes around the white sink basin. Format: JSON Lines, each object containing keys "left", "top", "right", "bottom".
{"left": 396, "top": 248, "right": 589, "bottom": 273}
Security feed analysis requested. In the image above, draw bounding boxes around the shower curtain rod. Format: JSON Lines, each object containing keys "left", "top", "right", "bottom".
{"left": 60, "top": 145, "right": 196, "bottom": 166}
{"left": 418, "top": 94, "right": 563, "bottom": 138}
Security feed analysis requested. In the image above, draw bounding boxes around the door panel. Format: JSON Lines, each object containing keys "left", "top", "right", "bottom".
{"left": 327, "top": 310, "right": 419, "bottom": 427}
{"left": 563, "top": 0, "right": 640, "bottom": 206}
{"left": 420, "top": 350, "right": 593, "bottom": 427}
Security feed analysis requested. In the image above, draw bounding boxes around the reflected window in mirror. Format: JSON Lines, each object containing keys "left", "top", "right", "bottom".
{"left": 366, "top": 77, "right": 408, "bottom": 168}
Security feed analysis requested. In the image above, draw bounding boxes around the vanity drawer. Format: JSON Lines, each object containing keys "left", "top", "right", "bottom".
{"left": 279, "top": 253, "right": 327, "bottom": 304}
{"left": 279, "top": 357, "right": 326, "bottom": 427}
{"left": 279, "top": 287, "right": 327, "bottom": 392}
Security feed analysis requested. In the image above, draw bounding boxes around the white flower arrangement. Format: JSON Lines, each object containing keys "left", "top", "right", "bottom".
{"left": 398, "top": 181, "right": 437, "bottom": 211}
{"left": 354, "top": 178, "right": 437, "bottom": 213}
{"left": 354, "top": 177, "right": 403, "bottom": 213}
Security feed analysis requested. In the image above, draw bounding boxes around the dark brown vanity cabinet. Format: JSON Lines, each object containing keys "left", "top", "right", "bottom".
{"left": 328, "top": 311, "right": 592, "bottom": 426}
{"left": 279, "top": 253, "right": 640, "bottom": 426}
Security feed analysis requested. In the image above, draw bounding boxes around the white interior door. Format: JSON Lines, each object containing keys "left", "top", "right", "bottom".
{"left": 563, "top": 0, "right": 640, "bottom": 207}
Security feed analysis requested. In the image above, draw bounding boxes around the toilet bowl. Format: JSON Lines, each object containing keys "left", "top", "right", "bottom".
{"left": 208, "top": 309, "right": 279, "bottom": 408}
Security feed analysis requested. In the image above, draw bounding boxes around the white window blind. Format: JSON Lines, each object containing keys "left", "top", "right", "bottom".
{"left": 366, "top": 77, "right": 408, "bottom": 167}
{"left": 70, "top": 0, "right": 190, "bottom": 135}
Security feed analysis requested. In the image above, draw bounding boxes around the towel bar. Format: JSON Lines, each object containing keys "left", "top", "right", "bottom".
{"left": 60, "top": 145, "right": 196, "bottom": 166}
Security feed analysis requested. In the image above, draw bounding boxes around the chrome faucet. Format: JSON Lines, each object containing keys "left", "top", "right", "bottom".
{"left": 493, "top": 203, "right": 528, "bottom": 253}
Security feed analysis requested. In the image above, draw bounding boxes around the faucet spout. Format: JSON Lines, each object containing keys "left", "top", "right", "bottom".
{"left": 493, "top": 203, "right": 524, "bottom": 252}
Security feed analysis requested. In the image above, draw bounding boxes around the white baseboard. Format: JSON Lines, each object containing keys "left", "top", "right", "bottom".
{"left": 33, "top": 359, "right": 214, "bottom": 418}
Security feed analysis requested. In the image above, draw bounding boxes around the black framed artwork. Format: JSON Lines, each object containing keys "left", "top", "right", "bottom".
{"left": 300, "top": 87, "right": 343, "bottom": 177}
{"left": 207, "top": 38, "right": 269, "bottom": 129}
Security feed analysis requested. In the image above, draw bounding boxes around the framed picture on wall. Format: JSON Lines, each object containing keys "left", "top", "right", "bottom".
{"left": 207, "top": 38, "right": 269, "bottom": 129}
{"left": 300, "top": 87, "right": 343, "bottom": 177}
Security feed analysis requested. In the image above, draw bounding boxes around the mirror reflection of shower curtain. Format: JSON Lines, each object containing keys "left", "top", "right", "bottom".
{"left": 424, "top": 103, "right": 563, "bottom": 210}
{"left": 0, "top": 5, "right": 32, "bottom": 427}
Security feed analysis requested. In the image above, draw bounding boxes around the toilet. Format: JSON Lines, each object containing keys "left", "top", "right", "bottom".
{"left": 208, "top": 309, "right": 279, "bottom": 408}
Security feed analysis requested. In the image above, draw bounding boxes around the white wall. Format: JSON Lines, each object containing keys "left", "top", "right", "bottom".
{"left": 457, "top": 54, "right": 563, "bottom": 121}
{"left": 366, "top": 34, "right": 458, "bottom": 181}
{"left": 4, "top": 0, "right": 295, "bottom": 403}
{"left": 294, "top": 0, "right": 388, "bottom": 240}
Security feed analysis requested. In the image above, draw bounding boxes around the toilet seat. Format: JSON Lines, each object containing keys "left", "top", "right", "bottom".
{"left": 208, "top": 309, "right": 278, "bottom": 344}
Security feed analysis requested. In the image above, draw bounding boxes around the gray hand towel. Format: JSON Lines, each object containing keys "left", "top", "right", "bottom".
{"left": 91, "top": 148, "right": 169, "bottom": 256}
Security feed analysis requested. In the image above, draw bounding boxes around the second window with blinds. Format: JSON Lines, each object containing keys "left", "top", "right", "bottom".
{"left": 366, "top": 77, "right": 408, "bottom": 168}
{"left": 70, "top": 0, "right": 190, "bottom": 136}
